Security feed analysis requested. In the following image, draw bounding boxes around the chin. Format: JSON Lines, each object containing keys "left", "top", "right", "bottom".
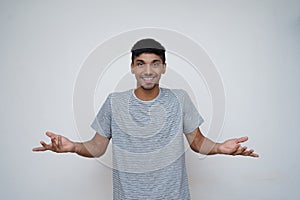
{"left": 141, "top": 84, "right": 158, "bottom": 91}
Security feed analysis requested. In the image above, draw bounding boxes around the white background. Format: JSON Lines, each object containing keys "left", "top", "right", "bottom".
{"left": 1, "top": 0, "right": 299, "bottom": 199}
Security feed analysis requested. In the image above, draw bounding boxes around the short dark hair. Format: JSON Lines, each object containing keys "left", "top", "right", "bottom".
{"left": 131, "top": 38, "right": 166, "bottom": 64}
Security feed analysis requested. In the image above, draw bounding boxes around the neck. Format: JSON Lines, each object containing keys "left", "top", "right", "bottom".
{"left": 134, "top": 84, "right": 160, "bottom": 101}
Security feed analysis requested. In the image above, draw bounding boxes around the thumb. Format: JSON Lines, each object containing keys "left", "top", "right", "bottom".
{"left": 236, "top": 136, "right": 248, "bottom": 143}
{"left": 46, "top": 131, "right": 57, "bottom": 138}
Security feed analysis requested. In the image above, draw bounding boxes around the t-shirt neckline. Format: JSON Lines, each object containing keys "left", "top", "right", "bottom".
{"left": 132, "top": 87, "right": 162, "bottom": 103}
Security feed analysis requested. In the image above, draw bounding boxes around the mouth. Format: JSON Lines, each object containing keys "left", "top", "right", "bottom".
{"left": 141, "top": 76, "right": 156, "bottom": 83}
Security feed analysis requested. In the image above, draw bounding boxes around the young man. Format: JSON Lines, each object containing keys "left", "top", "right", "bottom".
{"left": 33, "top": 38, "right": 259, "bottom": 199}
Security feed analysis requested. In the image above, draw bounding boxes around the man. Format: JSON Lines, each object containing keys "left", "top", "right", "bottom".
{"left": 33, "top": 38, "right": 259, "bottom": 199}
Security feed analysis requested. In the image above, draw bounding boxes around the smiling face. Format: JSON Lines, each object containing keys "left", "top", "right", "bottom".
{"left": 131, "top": 53, "right": 166, "bottom": 90}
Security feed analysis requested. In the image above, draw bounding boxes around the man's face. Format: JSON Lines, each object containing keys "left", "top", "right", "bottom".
{"left": 131, "top": 53, "right": 166, "bottom": 90}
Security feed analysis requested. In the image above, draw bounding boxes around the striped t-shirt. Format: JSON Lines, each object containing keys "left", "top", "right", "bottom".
{"left": 91, "top": 87, "right": 204, "bottom": 200}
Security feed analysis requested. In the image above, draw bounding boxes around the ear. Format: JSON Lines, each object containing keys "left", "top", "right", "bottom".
{"left": 162, "top": 63, "right": 167, "bottom": 74}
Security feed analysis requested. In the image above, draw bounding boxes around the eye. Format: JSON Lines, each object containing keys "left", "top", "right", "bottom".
{"left": 137, "top": 63, "right": 144, "bottom": 67}
{"left": 151, "top": 63, "right": 161, "bottom": 68}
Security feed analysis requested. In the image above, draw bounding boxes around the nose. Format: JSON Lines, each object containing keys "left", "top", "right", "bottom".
{"left": 145, "top": 64, "right": 152, "bottom": 74}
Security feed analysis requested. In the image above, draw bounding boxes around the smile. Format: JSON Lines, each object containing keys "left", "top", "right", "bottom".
{"left": 141, "top": 76, "right": 156, "bottom": 82}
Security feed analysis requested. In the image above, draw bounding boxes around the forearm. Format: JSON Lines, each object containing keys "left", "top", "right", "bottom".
{"left": 74, "top": 140, "right": 105, "bottom": 158}
{"left": 189, "top": 128, "right": 221, "bottom": 155}
{"left": 197, "top": 137, "right": 221, "bottom": 155}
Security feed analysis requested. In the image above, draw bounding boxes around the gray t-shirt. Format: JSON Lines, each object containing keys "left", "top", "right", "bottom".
{"left": 91, "top": 87, "right": 204, "bottom": 200}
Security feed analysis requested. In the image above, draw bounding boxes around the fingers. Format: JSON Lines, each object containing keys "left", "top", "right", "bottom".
{"left": 232, "top": 146, "right": 247, "bottom": 155}
{"left": 40, "top": 140, "right": 48, "bottom": 147}
{"left": 231, "top": 136, "right": 259, "bottom": 158}
{"left": 32, "top": 140, "right": 51, "bottom": 152}
{"left": 32, "top": 146, "right": 46, "bottom": 151}
{"left": 245, "top": 149, "right": 259, "bottom": 157}
{"left": 250, "top": 152, "right": 259, "bottom": 157}
{"left": 50, "top": 134, "right": 65, "bottom": 152}
{"left": 235, "top": 136, "right": 248, "bottom": 143}
{"left": 46, "top": 131, "right": 57, "bottom": 138}
{"left": 33, "top": 131, "right": 63, "bottom": 153}
{"left": 41, "top": 140, "right": 52, "bottom": 150}
{"left": 240, "top": 148, "right": 252, "bottom": 156}
{"left": 232, "top": 146, "right": 259, "bottom": 158}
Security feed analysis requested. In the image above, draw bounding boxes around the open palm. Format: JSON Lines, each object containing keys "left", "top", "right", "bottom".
{"left": 32, "top": 131, "right": 76, "bottom": 153}
{"left": 218, "top": 136, "right": 259, "bottom": 157}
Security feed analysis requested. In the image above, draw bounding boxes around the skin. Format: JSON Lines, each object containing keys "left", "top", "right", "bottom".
{"left": 130, "top": 53, "right": 166, "bottom": 101}
{"left": 33, "top": 53, "right": 259, "bottom": 158}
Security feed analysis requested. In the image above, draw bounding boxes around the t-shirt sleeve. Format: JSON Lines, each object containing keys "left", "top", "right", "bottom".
{"left": 90, "top": 94, "right": 112, "bottom": 139}
{"left": 182, "top": 90, "right": 204, "bottom": 134}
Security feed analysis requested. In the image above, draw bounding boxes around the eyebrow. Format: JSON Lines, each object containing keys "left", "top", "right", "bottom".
{"left": 135, "top": 59, "right": 145, "bottom": 63}
{"left": 151, "top": 59, "right": 162, "bottom": 63}
{"left": 135, "top": 59, "right": 162, "bottom": 63}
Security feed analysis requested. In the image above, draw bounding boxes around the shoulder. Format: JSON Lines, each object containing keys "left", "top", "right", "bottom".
{"left": 109, "top": 89, "right": 132, "bottom": 99}
{"left": 163, "top": 88, "right": 189, "bottom": 100}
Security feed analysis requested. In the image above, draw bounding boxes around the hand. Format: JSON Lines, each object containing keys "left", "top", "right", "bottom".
{"left": 217, "top": 136, "right": 259, "bottom": 157}
{"left": 32, "top": 131, "right": 76, "bottom": 153}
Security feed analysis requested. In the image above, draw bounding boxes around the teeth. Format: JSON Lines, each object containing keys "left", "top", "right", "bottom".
{"left": 143, "top": 77, "right": 154, "bottom": 80}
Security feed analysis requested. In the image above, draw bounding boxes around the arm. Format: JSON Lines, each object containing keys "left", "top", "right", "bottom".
{"left": 32, "top": 131, "right": 110, "bottom": 158}
{"left": 185, "top": 128, "right": 259, "bottom": 157}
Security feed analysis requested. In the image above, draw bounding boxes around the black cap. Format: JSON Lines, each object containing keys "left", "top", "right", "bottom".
{"left": 131, "top": 38, "right": 166, "bottom": 52}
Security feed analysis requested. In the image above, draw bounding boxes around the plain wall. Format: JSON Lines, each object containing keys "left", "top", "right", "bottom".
{"left": 1, "top": 0, "right": 299, "bottom": 199}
